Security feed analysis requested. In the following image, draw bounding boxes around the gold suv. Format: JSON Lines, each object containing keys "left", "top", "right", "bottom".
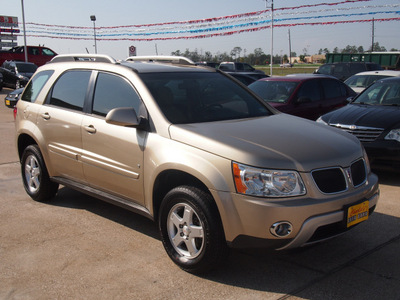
{"left": 15, "top": 54, "right": 379, "bottom": 273}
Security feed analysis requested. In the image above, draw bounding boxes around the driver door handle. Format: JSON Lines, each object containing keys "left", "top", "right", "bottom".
{"left": 84, "top": 125, "right": 97, "bottom": 134}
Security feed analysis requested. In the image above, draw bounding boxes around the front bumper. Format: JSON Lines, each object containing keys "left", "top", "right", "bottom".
{"left": 213, "top": 172, "right": 379, "bottom": 250}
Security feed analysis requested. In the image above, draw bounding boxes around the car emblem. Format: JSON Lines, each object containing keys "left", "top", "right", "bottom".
{"left": 349, "top": 125, "right": 357, "bottom": 130}
{"left": 345, "top": 168, "right": 352, "bottom": 184}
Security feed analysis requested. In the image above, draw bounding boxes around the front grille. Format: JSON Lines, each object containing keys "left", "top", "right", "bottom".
{"left": 312, "top": 168, "right": 347, "bottom": 194}
{"left": 351, "top": 159, "right": 367, "bottom": 187}
{"left": 312, "top": 159, "right": 367, "bottom": 194}
{"left": 329, "top": 124, "right": 384, "bottom": 142}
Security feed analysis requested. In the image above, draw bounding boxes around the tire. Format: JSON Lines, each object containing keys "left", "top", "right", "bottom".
{"left": 21, "top": 145, "right": 59, "bottom": 202}
{"left": 159, "top": 186, "right": 227, "bottom": 274}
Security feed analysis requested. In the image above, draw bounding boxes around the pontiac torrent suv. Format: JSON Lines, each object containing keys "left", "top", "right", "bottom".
{"left": 15, "top": 54, "right": 379, "bottom": 274}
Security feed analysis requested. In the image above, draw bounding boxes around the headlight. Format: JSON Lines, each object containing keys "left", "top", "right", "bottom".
{"left": 316, "top": 117, "right": 327, "bottom": 125}
{"left": 232, "top": 162, "right": 306, "bottom": 197}
{"left": 17, "top": 74, "right": 28, "bottom": 81}
{"left": 7, "top": 93, "right": 20, "bottom": 99}
{"left": 385, "top": 129, "right": 400, "bottom": 142}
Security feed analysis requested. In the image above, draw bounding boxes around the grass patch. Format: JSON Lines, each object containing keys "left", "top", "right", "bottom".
{"left": 255, "top": 65, "right": 320, "bottom": 76}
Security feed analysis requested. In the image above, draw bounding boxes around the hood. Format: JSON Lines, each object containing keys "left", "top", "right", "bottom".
{"left": 322, "top": 103, "right": 400, "bottom": 129}
{"left": 169, "top": 114, "right": 362, "bottom": 172}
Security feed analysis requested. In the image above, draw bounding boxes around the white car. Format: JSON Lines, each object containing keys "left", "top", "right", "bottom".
{"left": 345, "top": 70, "right": 400, "bottom": 93}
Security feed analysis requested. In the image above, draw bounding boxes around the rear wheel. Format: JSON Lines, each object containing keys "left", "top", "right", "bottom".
{"left": 21, "top": 145, "right": 59, "bottom": 202}
{"left": 159, "top": 186, "right": 227, "bottom": 274}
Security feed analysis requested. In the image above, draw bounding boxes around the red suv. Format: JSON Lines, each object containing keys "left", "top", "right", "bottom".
{"left": 248, "top": 74, "right": 356, "bottom": 120}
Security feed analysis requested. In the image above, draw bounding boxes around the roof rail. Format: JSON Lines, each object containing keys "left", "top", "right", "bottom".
{"left": 50, "top": 54, "right": 117, "bottom": 64}
{"left": 126, "top": 55, "right": 195, "bottom": 65}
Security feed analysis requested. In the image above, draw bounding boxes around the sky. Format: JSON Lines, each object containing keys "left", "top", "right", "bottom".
{"left": 2, "top": 0, "right": 399, "bottom": 60}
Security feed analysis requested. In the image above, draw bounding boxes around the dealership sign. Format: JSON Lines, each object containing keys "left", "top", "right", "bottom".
{"left": 0, "top": 15, "right": 19, "bottom": 47}
{"left": 0, "top": 15, "right": 18, "bottom": 27}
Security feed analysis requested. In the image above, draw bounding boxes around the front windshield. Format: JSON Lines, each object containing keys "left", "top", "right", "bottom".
{"left": 140, "top": 72, "right": 271, "bottom": 123}
{"left": 354, "top": 80, "right": 400, "bottom": 106}
{"left": 248, "top": 81, "right": 299, "bottom": 103}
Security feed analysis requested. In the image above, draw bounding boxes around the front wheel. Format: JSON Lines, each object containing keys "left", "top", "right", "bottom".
{"left": 159, "top": 186, "right": 227, "bottom": 274}
{"left": 21, "top": 145, "right": 59, "bottom": 202}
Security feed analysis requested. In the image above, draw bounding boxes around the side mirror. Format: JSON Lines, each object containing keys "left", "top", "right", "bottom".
{"left": 106, "top": 107, "right": 144, "bottom": 127}
{"left": 346, "top": 96, "right": 354, "bottom": 103}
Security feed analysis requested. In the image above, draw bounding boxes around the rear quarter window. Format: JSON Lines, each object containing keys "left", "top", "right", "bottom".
{"left": 21, "top": 70, "right": 54, "bottom": 103}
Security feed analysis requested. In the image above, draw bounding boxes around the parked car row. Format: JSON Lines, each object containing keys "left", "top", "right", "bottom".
{"left": 4, "top": 56, "right": 399, "bottom": 172}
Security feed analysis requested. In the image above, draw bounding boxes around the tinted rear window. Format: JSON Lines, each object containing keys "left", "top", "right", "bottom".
{"left": 21, "top": 70, "right": 54, "bottom": 103}
{"left": 249, "top": 81, "right": 299, "bottom": 103}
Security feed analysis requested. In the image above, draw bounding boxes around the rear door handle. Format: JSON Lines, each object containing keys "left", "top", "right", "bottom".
{"left": 41, "top": 112, "right": 50, "bottom": 120}
{"left": 84, "top": 125, "right": 97, "bottom": 134}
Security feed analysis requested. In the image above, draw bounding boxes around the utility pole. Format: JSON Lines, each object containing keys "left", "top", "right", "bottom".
{"left": 288, "top": 29, "right": 292, "bottom": 65}
{"left": 266, "top": 0, "right": 274, "bottom": 76}
{"left": 371, "top": 18, "right": 375, "bottom": 52}
{"left": 21, "top": 0, "right": 28, "bottom": 62}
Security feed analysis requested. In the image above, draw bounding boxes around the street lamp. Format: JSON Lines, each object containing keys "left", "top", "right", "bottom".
{"left": 90, "top": 15, "right": 97, "bottom": 54}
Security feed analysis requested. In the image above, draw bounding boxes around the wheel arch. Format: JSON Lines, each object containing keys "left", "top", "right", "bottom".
{"left": 152, "top": 170, "right": 216, "bottom": 222}
{"left": 17, "top": 133, "right": 38, "bottom": 161}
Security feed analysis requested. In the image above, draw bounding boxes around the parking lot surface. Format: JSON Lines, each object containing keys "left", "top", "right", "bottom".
{"left": 1, "top": 88, "right": 399, "bottom": 299}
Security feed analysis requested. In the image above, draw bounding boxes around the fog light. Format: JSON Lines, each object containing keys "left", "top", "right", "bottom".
{"left": 270, "top": 221, "right": 293, "bottom": 237}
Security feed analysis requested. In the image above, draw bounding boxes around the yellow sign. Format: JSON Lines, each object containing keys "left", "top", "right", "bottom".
{"left": 347, "top": 200, "right": 369, "bottom": 227}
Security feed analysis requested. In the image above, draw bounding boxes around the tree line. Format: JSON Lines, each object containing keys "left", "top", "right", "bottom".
{"left": 171, "top": 42, "right": 398, "bottom": 65}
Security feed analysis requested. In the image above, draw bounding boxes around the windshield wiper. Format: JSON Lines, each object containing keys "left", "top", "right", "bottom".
{"left": 381, "top": 103, "right": 400, "bottom": 106}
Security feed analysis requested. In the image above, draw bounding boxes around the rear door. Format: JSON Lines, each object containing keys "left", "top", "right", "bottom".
{"left": 81, "top": 71, "right": 146, "bottom": 204}
{"left": 320, "top": 78, "right": 349, "bottom": 115}
{"left": 37, "top": 70, "right": 91, "bottom": 182}
{"left": 291, "top": 79, "right": 323, "bottom": 120}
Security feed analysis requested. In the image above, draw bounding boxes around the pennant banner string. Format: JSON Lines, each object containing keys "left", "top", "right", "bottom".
{"left": 23, "top": 0, "right": 372, "bottom": 30}
{"left": 23, "top": 17, "right": 400, "bottom": 42}
{"left": 23, "top": 10, "right": 400, "bottom": 38}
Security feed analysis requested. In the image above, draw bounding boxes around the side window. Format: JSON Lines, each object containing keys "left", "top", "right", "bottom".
{"left": 243, "top": 64, "right": 254, "bottom": 71}
{"left": 318, "top": 65, "right": 331, "bottom": 75}
{"left": 350, "top": 64, "right": 366, "bottom": 74}
{"left": 297, "top": 80, "right": 321, "bottom": 102}
{"left": 49, "top": 70, "right": 91, "bottom": 111}
{"left": 21, "top": 70, "right": 54, "bottom": 103}
{"left": 236, "top": 63, "right": 244, "bottom": 71}
{"left": 321, "top": 79, "right": 343, "bottom": 99}
{"left": 42, "top": 48, "right": 56, "bottom": 56}
{"left": 92, "top": 72, "right": 141, "bottom": 117}
{"left": 28, "top": 47, "right": 40, "bottom": 55}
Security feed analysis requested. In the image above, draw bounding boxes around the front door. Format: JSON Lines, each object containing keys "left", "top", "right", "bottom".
{"left": 81, "top": 72, "right": 146, "bottom": 204}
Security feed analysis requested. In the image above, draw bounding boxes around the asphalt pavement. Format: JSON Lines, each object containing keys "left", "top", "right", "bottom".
{"left": 0, "top": 88, "right": 399, "bottom": 300}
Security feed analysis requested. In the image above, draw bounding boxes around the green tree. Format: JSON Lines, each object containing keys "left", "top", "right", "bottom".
{"left": 369, "top": 42, "right": 386, "bottom": 52}
{"left": 342, "top": 45, "right": 358, "bottom": 53}
{"left": 230, "top": 47, "right": 242, "bottom": 61}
